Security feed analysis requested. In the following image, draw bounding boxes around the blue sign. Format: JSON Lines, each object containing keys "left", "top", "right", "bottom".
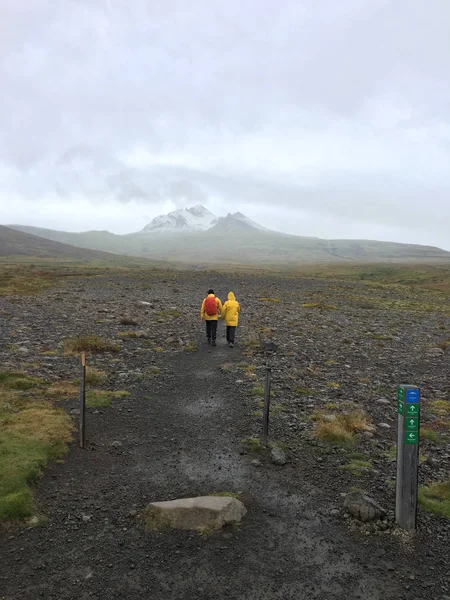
{"left": 406, "top": 389, "right": 420, "bottom": 403}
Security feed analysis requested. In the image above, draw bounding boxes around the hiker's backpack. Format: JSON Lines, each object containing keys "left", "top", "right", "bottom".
{"left": 204, "top": 296, "right": 218, "bottom": 316}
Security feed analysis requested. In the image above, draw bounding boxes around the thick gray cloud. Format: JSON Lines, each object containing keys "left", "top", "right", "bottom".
{"left": 0, "top": 0, "right": 449, "bottom": 248}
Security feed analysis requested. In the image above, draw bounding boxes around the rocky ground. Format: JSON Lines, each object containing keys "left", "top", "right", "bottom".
{"left": 0, "top": 268, "right": 449, "bottom": 599}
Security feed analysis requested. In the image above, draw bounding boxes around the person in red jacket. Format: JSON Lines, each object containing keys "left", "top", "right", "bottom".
{"left": 200, "top": 289, "right": 222, "bottom": 346}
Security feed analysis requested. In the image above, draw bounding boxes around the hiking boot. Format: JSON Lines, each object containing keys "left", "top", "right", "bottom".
{"left": 211, "top": 340, "right": 216, "bottom": 346}
{"left": 207, "top": 338, "right": 211, "bottom": 344}
{"left": 229, "top": 343, "right": 234, "bottom": 348}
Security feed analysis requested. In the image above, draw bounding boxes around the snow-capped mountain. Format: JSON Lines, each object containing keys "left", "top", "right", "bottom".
{"left": 141, "top": 205, "right": 218, "bottom": 233}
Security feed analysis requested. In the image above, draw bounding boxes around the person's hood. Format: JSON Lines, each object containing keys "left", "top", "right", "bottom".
{"left": 228, "top": 291, "right": 236, "bottom": 301}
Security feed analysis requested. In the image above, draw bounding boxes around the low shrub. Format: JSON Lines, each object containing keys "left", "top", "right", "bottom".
{"left": 64, "top": 335, "right": 119, "bottom": 354}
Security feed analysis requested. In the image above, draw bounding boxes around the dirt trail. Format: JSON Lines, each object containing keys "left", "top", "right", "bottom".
{"left": 0, "top": 330, "right": 406, "bottom": 600}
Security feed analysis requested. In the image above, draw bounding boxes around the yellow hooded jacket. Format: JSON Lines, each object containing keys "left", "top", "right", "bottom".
{"left": 200, "top": 294, "right": 223, "bottom": 321}
{"left": 221, "top": 292, "right": 240, "bottom": 326}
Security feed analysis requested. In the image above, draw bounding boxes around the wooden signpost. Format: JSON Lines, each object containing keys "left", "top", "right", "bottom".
{"left": 262, "top": 364, "right": 272, "bottom": 446}
{"left": 396, "top": 384, "right": 420, "bottom": 530}
{"left": 79, "top": 352, "right": 86, "bottom": 449}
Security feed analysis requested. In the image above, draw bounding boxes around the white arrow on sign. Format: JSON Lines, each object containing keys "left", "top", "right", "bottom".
{"left": 409, "top": 420, "right": 415, "bottom": 425}
{"left": 408, "top": 433, "right": 415, "bottom": 439}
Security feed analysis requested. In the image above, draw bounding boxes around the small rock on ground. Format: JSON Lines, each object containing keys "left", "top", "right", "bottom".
{"left": 343, "top": 492, "right": 386, "bottom": 523}
{"left": 271, "top": 447, "right": 287, "bottom": 466}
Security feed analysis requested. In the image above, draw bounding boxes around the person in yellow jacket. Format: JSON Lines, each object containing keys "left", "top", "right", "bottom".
{"left": 200, "top": 289, "right": 222, "bottom": 346}
{"left": 221, "top": 291, "right": 240, "bottom": 348}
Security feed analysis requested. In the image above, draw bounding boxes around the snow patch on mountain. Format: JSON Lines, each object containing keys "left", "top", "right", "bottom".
{"left": 141, "top": 205, "right": 218, "bottom": 233}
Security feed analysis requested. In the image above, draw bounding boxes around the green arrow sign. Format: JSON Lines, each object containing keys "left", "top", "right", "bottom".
{"left": 406, "top": 417, "right": 419, "bottom": 431}
{"left": 398, "top": 387, "right": 405, "bottom": 401}
{"left": 398, "top": 399, "right": 404, "bottom": 414}
{"left": 406, "top": 404, "right": 419, "bottom": 417}
{"left": 405, "top": 431, "right": 419, "bottom": 444}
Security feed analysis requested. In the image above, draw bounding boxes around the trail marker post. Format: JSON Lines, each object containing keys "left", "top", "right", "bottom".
{"left": 262, "top": 365, "right": 272, "bottom": 446}
{"left": 79, "top": 352, "right": 86, "bottom": 449}
{"left": 396, "top": 384, "right": 420, "bottom": 530}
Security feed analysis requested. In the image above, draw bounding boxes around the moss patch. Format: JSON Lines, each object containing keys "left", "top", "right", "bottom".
{"left": 85, "top": 389, "right": 130, "bottom": 408}
{"left": 0, "top": 392, "right": 73, "bottom": 521}
{"left": 340, "top": 458, "right": 372, "bottom": 476}
{"left": 242, "top": 437, "right": 264, "bottom": 453}
{"left": 0, "top": 372, "right": 45, "bottom": 391}
{"left": 419, "top": 481, "right": 450, "bottom": 519}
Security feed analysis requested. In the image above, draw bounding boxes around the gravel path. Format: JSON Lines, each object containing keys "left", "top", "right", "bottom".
{"left": 0, "top": 270, "right": 449, "bottom": 599}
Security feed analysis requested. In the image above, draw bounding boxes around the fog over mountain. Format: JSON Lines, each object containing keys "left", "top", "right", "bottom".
{"left": 1, "top": 1, "right": 449, "bottom": 249}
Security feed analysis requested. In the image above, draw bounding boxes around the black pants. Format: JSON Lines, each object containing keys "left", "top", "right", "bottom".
{"left": 226, "top": 326, "right": 236, "bottom": 343}
{"left": 205, "top": 320, "right": 217, "bottom": 341}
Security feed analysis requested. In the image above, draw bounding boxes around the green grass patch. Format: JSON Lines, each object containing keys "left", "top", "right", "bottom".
{"left": 294, "top": 387, "right": 314, "bottom": 395}
{"left": 251, "top": 387, "right": 264, "bottom": 397}
{"left": 0, "top": 372, "right": 45, "bottom": 391}
{"left": 259, "top": 297, "right": 280, "bottom": 303}
{"left": 269, "top": 440, "right": 289, "bottom": 453}
{"left": 384, "top": 446, "right": 397, "bottom": 461}
{"left": 0, "top": 266, "right": 59, "bottom": 297}
{"left": 420, "top": 428, "right": 440, "bottom": 443}
{"left": 118, "top": 331, "right": 139, "bottom": 338}
{"left": 85, "top": 389, "right": 129, "bottom": 408}
{"left": 242, "top": 437, "right": 264, "bottom": 453}
{"left": 46, "top": 382, "right": 79, "bottom": 398}
{"left": 251, "top": 387, "right": 275, "bottom": 398}
{"left": 419, "top": 481, "right": 450, "bottom": 518}
{"left": 146, "top": 366, "right": 161, "bottom": 377}
{"left": 254, "top": 403, "right": 284, "bottom": 417}
{"left": 327, "top": 382, "right": 341, "bottom": 389}
{"left": 302, "top": 302, "right": 337, "bottom": 310}
{"left": 84, "top": 368, "right": 107, "bottom": 385}
{"left": 64, "top": 335, "right": 119, "bottom": 354}
{"left": 0, "top": 402, "right": 72, "bottom": 521}
{"left": 430, "top": 400, "right": 450, "bottom": 416}
{"left": 340, "top": 458, "right": 372, "bottom": 476}
{"left": 185, "top": 340, "right": 198, "bottom": 352}
{"left": 157, "top": 309, "right": 181, "bottom": 318}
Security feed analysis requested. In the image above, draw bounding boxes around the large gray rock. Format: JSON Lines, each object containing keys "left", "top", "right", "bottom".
{"left": 344, "top": 492, "right": 385, "bottom": 522}
{"left": 144, "top": 496, "right": 247, "bottom": 531}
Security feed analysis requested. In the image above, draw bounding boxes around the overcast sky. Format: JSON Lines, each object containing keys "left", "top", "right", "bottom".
{"left": 1, "top": 0, "right": 450, "bottom": 248}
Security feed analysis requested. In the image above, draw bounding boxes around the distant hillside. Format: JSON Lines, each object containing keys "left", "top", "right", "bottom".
{"left": 0, "top": 224, "right": 128, "bottom": 261}
{"left": 8, "top": 211, "right": 450, "bottom": 266}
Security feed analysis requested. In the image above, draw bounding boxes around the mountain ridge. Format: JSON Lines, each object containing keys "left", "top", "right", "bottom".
{"left": 6, "top": 205, "right": 450, "bottom": 266}
{"left": 0, "top": 224, "right": 128, "bottom": 261}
